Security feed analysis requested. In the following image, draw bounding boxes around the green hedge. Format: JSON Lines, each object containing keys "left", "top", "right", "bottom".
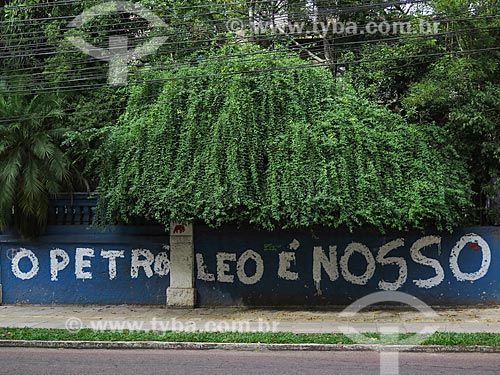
{"left": 97, "top": 44, "right": 470, "bottom": 231}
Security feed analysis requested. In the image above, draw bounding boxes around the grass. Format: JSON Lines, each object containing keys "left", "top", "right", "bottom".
{"left": 0, "top": 328, "right": 351, "bottom": 344}
{"left": 1, "top": 328, "right": 500, "bottom": 346}
{"left": 424, "top": 332, "right": 500, "bottom": 346}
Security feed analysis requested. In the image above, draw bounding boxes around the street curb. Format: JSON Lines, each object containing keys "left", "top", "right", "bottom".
{"left": 0, "top": 340, "right": 500, "bottom": 353}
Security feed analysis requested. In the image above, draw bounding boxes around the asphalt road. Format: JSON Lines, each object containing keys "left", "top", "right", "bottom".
{"left": 1, "top": 348, "right": 499, "bottom": 375}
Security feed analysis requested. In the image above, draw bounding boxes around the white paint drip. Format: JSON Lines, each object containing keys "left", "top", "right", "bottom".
{"left": 75, "top": 248, "right": 94, "bottom": 280}
{"left": 236, "top": 249, "right": 264, "bottom": 285}
{"left": 101, "top": 250, "right": 125, "bottom": 280}
{"left": 410, "top": 236, "right": 444, "bottom": 289}
{"left": 450, "top": 233, "right": 491, "bottom": 282}
{"left": 278, "top": 252, "right": 299, "bottom": 281}
{"left": 340, "top": 242, "right": 376, "bottom": 285}
{"left": 50, "top": 248, "right": 70, "bottom": 281}
{"left": 376, "top": 238, "right": 407, "bottom": 291}
{"left": 11, "top": 248, "right": 39, "bottom": 280}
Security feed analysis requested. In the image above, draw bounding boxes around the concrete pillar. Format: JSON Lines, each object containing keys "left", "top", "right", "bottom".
{"left": 166, "top": 222, "right": 196, "bottom": 307}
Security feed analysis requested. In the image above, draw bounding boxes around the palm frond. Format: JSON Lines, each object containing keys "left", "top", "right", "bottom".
{"left": 0, "top": 89, "right": 72, "bottom": 238}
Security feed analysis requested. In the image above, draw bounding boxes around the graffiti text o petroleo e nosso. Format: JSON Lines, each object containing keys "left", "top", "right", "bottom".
{"left": 8, "top": 233, "right": 490, "bottom": 294}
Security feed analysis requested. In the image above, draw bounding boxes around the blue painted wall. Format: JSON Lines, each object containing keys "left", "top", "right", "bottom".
{"left": 194, "top": 226, "right": 500, "bottom": 306}
{"left": 2, "top": 223, "right": 499, "bottom": 306}
{"left": 0, "top": 226, "right": 170, "bottom": 304}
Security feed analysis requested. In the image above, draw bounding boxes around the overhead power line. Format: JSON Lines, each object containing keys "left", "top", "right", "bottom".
{"left": 1, "top": 45, "right": 498, "bottom": 101}
{"left": 1, "top": 0, "right": 499, "bottom": 114}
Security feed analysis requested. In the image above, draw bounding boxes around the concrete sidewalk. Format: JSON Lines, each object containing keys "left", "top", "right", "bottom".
{"left": 1, "top": 305, "right": 500, "bottom": 334}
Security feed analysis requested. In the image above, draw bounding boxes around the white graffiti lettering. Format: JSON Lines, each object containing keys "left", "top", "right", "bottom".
{"left": 196, "top": 253, "right": 215, "bottom": 281}
{"left": 131, "top": 249, "right": 155, "bottom": 279}
{"left": 410, "top": 236, "right": 444, "bottom": 289}
{"left": 312, "top": 245, "right": 339, "bottom": 293}
{"left": 237, "top": 249, "right": 265, "bottom": 285}
{"left": 11, "top": 248, "right": 39, "bottom": 280}
{"left": 216, "top": 252, "right": 236, "bottom": 283}
{"left": 8, "top": 234, "right": 493, "bottom": 292}
{"left": 278, "top": 251, "right": 299, "bottom": 281}
{"left": 75, "top": 248, "right": 94, "bottom": 280}
{"left": 50, "top": 248, "right": 70, "bottom": 281}
{"left": 153, "top": 252, "right": 170, "bottom": 277}
{"left": 101, "top": 250, "right": 125, "bottom": 280}
{"left": 340, "top": 242, "right": 376, "bottom": 285}
{"left": 450, "top": 233, "right": 491, "bottom": 281}
{"left": 376, "top": 238, "right": 407, "bottom": 291}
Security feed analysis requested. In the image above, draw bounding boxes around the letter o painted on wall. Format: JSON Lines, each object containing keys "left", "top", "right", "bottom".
{"left": 236, "top": 249, "right": 264, "bottom": 285}
{"left": 340, "top": 242, "right": 376, "bottom": 285}
{"left": 450, "top": 233, "right": 491, "bottom": 282}
{"left": 154, "top": 252, "right": 170, "bottom": 277}
{"left": 11, "top": 248, "right": 39, "bottom": 280}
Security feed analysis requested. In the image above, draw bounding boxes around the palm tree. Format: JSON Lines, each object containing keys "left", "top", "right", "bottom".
{"left": 0, "top": 86, "right": 70, "bottom": 238}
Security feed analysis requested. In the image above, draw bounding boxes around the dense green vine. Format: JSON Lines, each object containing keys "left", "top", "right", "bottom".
{"left": 97, "top": 44, "right": 470, "bottom": 231}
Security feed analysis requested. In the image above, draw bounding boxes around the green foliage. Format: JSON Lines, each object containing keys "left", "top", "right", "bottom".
{"left": 97, "top": 44, "right": 469, "bottom": 231}
{"left": 62, "top": 87, "right": 130, "bottom": 190}
{"left": 403, "top": 56, "right": 498, "bottom": 122}
{"left": 403, "top": 55, "right": 500, "bottom": 221}
{"left": 448, "top": 82, "right": 500, "bottom": 224}
{"left": 0, "top": 87, "right": 71, "bottom": 238}
{"left": 450, "top": 83, "right": 500, "bottom": 180}
{"left": 344, "top": 39, "right": 441, "bottom": 109}
{"left": 4, "top": 327, "right": 500, "bottom": 347}
{"left": 344, "top": 0, "right": 500, "bottom": 221}
{"left": 2, "top": 0, "right": 494, "bottom": 230}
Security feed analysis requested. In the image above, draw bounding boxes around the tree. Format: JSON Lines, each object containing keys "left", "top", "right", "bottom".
{"left": 402, "top": 0, "right": 500, "bottom": 223}
{"left": 340, "top": 0, "right": 500, "bottom": 223}
{"left": 1, "top": 0, "right": 494, "bottom": 230}
{"left": 0, "top": 87, "right": 71, "bottom": 238}
{"left": 97, "top": 44, "right": 469, "bottom": 231}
